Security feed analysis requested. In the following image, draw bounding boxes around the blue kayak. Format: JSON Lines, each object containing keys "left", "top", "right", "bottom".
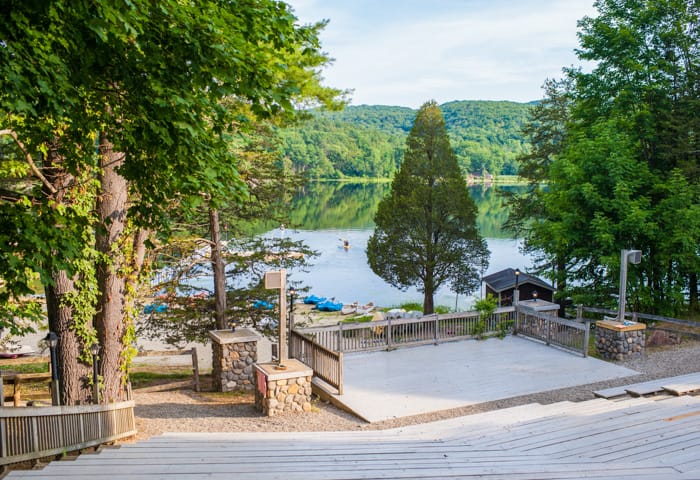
{"left": 304, "top": 294, "right": 327, "bottom": 305}
{"left": 253, "top": 300, "right": 274, "bottom": 310}
{"left": 316, "top": 300, "right": 343, "bottom": 312}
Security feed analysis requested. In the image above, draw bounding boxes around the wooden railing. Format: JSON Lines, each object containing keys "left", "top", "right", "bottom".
{"left": 580, "top": 306, "right": 699, "bottom": 328}
{"left": 290, "top": 331, "right": 343, "bottom": 394}
{"left": 515, "top": 305, "right": 589, "bottom": 357}
{"left": 0, "top": 401, "right": 136, "bottom": 465}
{"left": 295, "top": 307, "right": 518, "bottom": 354}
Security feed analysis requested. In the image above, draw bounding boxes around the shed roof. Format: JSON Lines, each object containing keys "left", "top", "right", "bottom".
{"left": 483, "top": 268, "right": 554, "bottom": 293}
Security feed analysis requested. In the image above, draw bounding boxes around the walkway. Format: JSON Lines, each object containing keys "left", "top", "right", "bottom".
{"left": 332, "top": 335, "right": 637, "bottom": 422}
{"left": 8, "top": 392, "right": 700, "bottom": 479}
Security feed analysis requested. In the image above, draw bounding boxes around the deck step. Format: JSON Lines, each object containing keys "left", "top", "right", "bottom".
{"left": 6, "top": 394, "right": 700, "bottom": 480}
{"left": 594, "top": 372, "right": 700, "bottom": 399}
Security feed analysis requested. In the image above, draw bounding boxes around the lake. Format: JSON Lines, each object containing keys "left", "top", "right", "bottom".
{"left": 251, "top": 182, "right": 533, "bottom": 310}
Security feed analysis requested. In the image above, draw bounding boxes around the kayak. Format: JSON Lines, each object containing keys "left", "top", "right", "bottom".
{"left": 316, "top": 300, "right": 343, "bottom": 312}
{"left": 304, "top": 294, "right": 326, "bottom": 305}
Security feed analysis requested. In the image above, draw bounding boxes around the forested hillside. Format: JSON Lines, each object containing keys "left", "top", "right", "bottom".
{"left": 277, "top": 101, "right": 533, "bottom": 178}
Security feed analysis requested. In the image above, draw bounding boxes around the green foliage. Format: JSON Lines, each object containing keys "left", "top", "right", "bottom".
{"left": 433, "top": 305, "right": 452, "bottom": 315}
{"left": 508, "top": 0, "right": 700, "bottom": 316}
{"left": 0, "top": 0, "right": 345, "bottom": 403}
{"left": 138, "top": 236, "right": 318, "bottom": 347}
{"left": 397, "top": 302, "right": 423, "bottom": 312}
{"left": 279, "top": 101, "right": 532, "bottom": 178}
{"left": 474, "top": 294, "right": 498, "bottom": 319}
{"left": 367, "top": 101, "right": 490, "bottom": 314}
{"left": 473, "top": 294, "right": 498, "bottom": 339}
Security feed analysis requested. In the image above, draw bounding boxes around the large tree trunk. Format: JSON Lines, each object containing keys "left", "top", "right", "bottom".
{"left": 95, "top": 132, "right": 129, "bottom": 402}
{"left": 43, "top": 143, "right": 91, "bottom": 405}
{"left": 209, "top": 207, "right": 227, "bottom": 329}
{"left": 45, "top": 271, "right": 92, "bottom": 404}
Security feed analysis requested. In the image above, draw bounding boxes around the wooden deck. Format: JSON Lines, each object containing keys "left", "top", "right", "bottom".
{"left": 7, "top": 390, "right": 700, "bottom": 479}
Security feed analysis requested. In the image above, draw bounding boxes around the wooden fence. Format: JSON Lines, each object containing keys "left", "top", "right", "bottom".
{"left": 580, "top": 306, "right": 699, "bottom": 328}
{"left": 515, "top": 305, "right": 589, "bottom": 357}
{"left": 133, "top": 348, "right": 200, "bottom": 392}
{"left": 295, "top": 307, "right": 518, "bottom": 354}
{"left": 289, "top": 331, "right": 343, "bottom": 394}
{"left": 0, "top": 401, "right": 136, "bottom": 466}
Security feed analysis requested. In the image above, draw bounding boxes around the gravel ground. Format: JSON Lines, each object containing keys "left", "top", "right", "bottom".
{"left": 130, "top": 340, "right": 700, "bottom": 441}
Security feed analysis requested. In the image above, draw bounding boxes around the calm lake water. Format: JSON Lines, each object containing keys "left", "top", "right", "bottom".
{"left": 255, "top": 182, "right": 533, "bottom": 310}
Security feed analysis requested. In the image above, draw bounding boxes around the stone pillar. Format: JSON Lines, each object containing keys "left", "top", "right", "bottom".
{"left": 209, "top": 329, "right": 262, "bottom": 392}
{"left": 595, "top": 319, "right": 646, "bottom": 361}
{"left": 254, "top": 359, "right": 313, "bottom": 416}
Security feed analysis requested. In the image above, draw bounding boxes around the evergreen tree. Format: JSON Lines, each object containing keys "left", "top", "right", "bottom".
{"left": 367, "top": 101, "right": 489, "bottom": 314}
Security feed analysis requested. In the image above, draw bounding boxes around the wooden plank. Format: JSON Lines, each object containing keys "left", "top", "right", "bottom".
{"left": 595, "top": 372, "right": 700, "bottom": 399}
{"left": 5, "top": 460, "right": 680, "bottom": 480}
{"left": 662, "top": 382, "right": 700, "bottom": 396}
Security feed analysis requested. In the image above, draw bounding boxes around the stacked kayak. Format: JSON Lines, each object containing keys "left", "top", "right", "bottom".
{"left": 316, "top": 300, "right": 343, "bottom": 312}
{"left": 304, "top": 294, "right": 327, "bottom": 305}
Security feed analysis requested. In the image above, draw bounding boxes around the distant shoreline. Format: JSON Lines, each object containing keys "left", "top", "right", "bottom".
{"left": 307, "top": 175, "right": 528, "bottom": 185}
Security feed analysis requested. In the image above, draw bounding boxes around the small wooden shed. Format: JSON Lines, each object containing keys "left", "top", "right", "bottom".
{"left": 483, "top": 268, "right": 555, "bottom": 307}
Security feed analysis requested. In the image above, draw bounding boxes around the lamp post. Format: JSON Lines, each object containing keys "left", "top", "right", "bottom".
{"left": 532, "top": 290, "right": 538, "bottom": 302}
{"left": 288, "top": 287, "right": 296, "bottom": 357}
{"left": 289, "top": 287, "right": 296, "bottom": 331}
{"left": 264, "top": 269, "right": 287, "bottom": 370}
{"left": 618, "top": 249, "right": 642, "bottom": 322}
{"left": 89, "top": 342, "right": 101, "bottom": 404}
{"left": 513, "top": 268, "right": 521, "bottom": 305}
{"left": 45, "top": 332, "right": 60, "bottom": 406}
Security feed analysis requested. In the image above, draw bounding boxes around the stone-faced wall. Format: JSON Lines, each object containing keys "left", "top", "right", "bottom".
{"left": 595, "top": 320, "right": 646, "bottom": 361}
{"left": 209, "top": 329, "right": 261, "bottom": 392}
{"left": 254, "top": 360, "right": 313, "bottom": 417}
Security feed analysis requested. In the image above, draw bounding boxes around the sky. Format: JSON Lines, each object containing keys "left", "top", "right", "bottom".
{"left": 286, "top": 0, "right": 598, "bottom": 108}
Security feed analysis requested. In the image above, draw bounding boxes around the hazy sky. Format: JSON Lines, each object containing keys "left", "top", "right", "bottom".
{"left": 286, "top": 0, "right": 597, "bottom": 108}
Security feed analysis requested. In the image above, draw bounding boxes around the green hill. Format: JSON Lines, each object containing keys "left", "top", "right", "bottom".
{"left": 278, "top": 101, "right": 533, "bottom": 178}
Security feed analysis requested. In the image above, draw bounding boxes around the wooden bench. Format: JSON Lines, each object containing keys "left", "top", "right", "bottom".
{"left": 1, "top": 356, "right": 52, "bottom": 407}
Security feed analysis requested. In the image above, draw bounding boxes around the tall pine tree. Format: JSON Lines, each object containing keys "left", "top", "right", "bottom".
{"left": 367, "top": 101, "right": 489, "bottom": 313}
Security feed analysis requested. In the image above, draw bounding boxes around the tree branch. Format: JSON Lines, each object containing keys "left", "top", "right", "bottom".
{"left": 0, "top": 129, "right": 57, "bottom": 194}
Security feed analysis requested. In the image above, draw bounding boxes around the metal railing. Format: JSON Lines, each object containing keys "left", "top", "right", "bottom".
{"left": 515, "top": 305, "right": 589, "bottom": 357}
{"left": 295, "top": 307, "right": 518, "bottom": 354}
{"left": 290, "top": 331, "right": 343, "bottom": 394}
{"left": 0, "top": 401, "right": 136, "bottom": 465}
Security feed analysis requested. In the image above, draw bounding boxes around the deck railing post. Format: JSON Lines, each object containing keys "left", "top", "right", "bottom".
{"left": 583, "top": 320, "right": 590, "bottom": 357}
{"left": 433, "top": 314, "right": 439, "bottom": 344}
{"left": 337, "top": 322, "right": 344, "bottom": 353}
{"left": 577, "top": 304, "right": 583, "bottom": 323}
{"left": 387, "top": 317, "right": 392, "bottom": 349}
{"left": 546, "top": 316, "right": 551, "bottom": 345}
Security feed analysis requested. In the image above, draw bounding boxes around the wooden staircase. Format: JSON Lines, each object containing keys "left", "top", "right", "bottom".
{"left": 7, "top": 392, "right": 700, "bottom": 479}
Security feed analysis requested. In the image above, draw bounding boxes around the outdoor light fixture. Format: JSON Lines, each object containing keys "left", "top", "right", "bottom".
{"left": 532, "top": 290, "right": 539, "bottom": 302}
{"left": 513, "top": 268, "right": 521, "bottom": 305}
{"left": 90, "top": 342, "right": 101, "bottom": 404}
{"left": 618, "top": 249, "right": 642, "bottom": 322}
{"left": 45, "top": 332, "right": 60, "bottom": 406}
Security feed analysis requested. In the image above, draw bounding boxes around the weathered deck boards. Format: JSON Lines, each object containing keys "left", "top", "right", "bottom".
{"left": 7, "top": 393, "right": 700, "bottom": 480}
{"left": 594, "top": 372, "right": 700, "bottom": 398}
